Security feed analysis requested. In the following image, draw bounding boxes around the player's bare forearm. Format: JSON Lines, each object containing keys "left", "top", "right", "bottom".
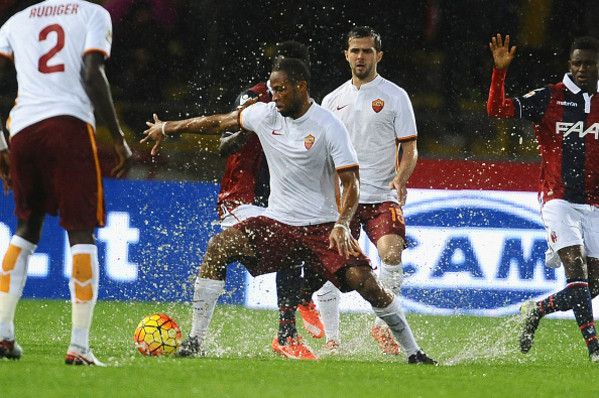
{"left": 391, "top": 140, "right": 418, "bottom": 206}
{"left": 330, "top": 168, "right": 361, "bottom": 258}
{"left": 83, "top": 53, "right": 123, "bottom": 141}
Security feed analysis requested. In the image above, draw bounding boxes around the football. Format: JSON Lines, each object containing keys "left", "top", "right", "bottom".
{"left": 134, "top": 313, "right": 182, "bottom": 356}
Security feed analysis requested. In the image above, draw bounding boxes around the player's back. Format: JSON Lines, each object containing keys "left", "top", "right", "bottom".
{"left": 0, "top": 0, "right": 112, "bottom": 135}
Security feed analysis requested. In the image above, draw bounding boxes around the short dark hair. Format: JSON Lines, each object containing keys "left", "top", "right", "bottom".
{"left": 273, "top": 41, "right": 310, "bottom": 67}
{"left": 272, "top": 57, "right": 311, "bottom": 89}
{"left": 346, "top": 26, "right": 382, "bottom": 52}
{"left": 570, "top": 36, "right": 599, "bottom": 57}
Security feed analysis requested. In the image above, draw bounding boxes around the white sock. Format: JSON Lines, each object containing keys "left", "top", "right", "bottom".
{"left": 68, "top": 244, "right": 99, "bottom": 351}
{"left": 372, "top": 296, "right": 419, "bottom": 358}
{"left": 0, "top": 236, "right": 36, "bottom": 340}
{"left": 316, "top": 281, "right": 341, "bottom": 343}
{"left": 378, "top": 262, "right": 403, "bottom": 295}
{"left": 190, "top": 278, "right": 225, "bottom": 342}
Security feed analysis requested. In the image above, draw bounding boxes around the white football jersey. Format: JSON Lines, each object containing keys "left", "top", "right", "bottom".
{"left": 240, "top": 101, "right": 359, "bottom": 226}
{"left": 0, "top": 0, "right": 113, "bottom": 136}
{"left": 322, "top": 75, "right": 418, "bottom": 203}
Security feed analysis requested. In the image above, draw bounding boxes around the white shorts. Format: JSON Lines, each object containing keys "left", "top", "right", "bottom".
{"left": 220, "top": 204, "right": 265, "bottom": 230}
{"left": 541, "top": 199, "right": 599, "bottom": 258}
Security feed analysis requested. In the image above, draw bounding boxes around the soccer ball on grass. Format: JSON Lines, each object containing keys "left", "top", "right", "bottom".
{"left": 134, "top": 313, "right": 181, "bottom": 356}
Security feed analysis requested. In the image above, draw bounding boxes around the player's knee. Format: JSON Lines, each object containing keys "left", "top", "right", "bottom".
{"left": 379, "top": 251, "right": 402, "bottom": 266}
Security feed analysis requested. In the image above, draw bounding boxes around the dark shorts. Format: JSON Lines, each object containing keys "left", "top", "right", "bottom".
{"left": 10, "top": 116, "right": 105, "bottom": 230}
{"left": 232, "top": 216, "right": 371, "bottom": 292}
{"left": 351, "top": 202, "right": 406, "bottom": 246}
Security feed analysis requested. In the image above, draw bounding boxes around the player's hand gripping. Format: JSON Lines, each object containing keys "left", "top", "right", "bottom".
{"left": 141, "top": 113, "right": 167, "bottom": 156}
{"left": 490, "top": 34, "right": 516, "bottom": 70}
{"left": 329, "top": 224, "right": 361, "bottom": 259}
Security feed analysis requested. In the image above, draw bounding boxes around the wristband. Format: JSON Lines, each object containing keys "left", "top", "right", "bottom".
{"left": 0, "top": 131, "right": 7, "bottom": 151}
{"left": 161, "top": 122, "right": 168, "bottom": 138}
{"left": 334, "top": 223, "right": 350, "bottom": 234}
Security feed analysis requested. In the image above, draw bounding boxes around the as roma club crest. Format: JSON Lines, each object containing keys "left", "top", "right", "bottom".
{"left": 304, "top": 134, "right": 315, "bottom": 150}
{"left": 372, "top": 99, "right": 384, "bottom": 113}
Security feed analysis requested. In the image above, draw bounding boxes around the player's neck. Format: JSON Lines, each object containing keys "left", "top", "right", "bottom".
{"left": 352, "top": 73, "right": 377, "bottom": 90}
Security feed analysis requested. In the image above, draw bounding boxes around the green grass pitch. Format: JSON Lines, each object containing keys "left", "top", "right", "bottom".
{"left": 1, "top": 299, "right": 598, "bottom": 397}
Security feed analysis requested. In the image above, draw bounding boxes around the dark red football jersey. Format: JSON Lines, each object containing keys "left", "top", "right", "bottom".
{"left": 217, "top": 82, "right": 272, "bottom": 219}
{"left": 512, "top": 74, "right": 599, "bottom": 206}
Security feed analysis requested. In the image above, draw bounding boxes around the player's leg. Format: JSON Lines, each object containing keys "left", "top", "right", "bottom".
{"left": 341, "top": 265, "right": 437, "bottom": 364}
{"left": 274, "top": 267, "right": 302, "bottom": 342}
{"left": 297, "top": 266, "right": 324, "bottom": 339}
{"left": 315, "top": 280, "right": 341, "bottom": 350}
{"left": 0, "top": 216, "right": 43, "bottom": 360}
{"left": 587, "top": 257, "right": 599, "bottom": 298}
{"left": 64, "top": 230, "right": 105, "bottom": 366}
{"left": 520, "top": 201, "right": 599, "bottom": 358}
{"left": 178, "top": 227, "right": 254, "bottom": 357}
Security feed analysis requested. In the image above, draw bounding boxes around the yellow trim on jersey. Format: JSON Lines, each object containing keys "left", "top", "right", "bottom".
{"left": 86, "top": 124, "right": 104, "bottom": 227}
{"left": 83, "top": 48, "right": 110, "bottom": 58}
{"left": 335, "top": 163, "right": 359, "bottom": 172}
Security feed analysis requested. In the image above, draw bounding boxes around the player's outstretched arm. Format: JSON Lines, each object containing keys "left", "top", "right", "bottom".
{"left": 83, "top": 52, "right": 132, "bottom": 178}
{"left": 489, "top": 33, "right": 516, "bottom": 70}
{"left": 141, "top": 111, "right": 241, "bottom": 156}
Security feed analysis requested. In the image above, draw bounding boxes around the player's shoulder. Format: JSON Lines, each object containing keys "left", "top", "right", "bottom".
{"left": 322, "top": 80, "right": 351, "bottom": 105}
{"left": 375, "top": 75, "right": 410, "bottom": 98}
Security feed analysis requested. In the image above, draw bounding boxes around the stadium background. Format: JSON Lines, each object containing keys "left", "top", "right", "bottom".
{"left": 0, "top": 0, "right": 598, "bottom": 316}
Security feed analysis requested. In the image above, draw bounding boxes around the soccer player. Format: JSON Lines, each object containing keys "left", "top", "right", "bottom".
{"left": 316, "top": 26, "right": 436, "bottom": 364}
{"left": 216, "top": 41, "right": 324, "bottom": 360}
{"left": 487, "top": 33, "right": 599, "bottom": 361}
{"left": 0, "top": 0, "right": 132, "bottom": 365}
{"left": 142, "top": 58, "right": 426, "bottom": 364}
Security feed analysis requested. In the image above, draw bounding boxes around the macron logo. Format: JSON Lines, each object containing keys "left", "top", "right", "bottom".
{"left": 557, "top": 101, "right": 578, "bottom": 107}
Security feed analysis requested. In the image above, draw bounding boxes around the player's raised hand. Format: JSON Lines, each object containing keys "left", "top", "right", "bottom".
{"left": 141, "top": 113, "right": 167, "bottom": 156}
{"left": 490, "top": 34, "right": 516, "bottom": 70}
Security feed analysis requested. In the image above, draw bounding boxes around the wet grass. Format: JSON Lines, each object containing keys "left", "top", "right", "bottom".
{"left": 1, "top": 299, "right": 598, "bottom": 397}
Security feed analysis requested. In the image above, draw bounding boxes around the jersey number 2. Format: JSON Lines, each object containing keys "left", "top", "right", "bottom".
{"left": 38, "top": 24, "right": 65, "bottom": 74}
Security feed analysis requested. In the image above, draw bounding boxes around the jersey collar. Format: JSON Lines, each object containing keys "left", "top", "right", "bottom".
{"left": 563, "top": 73, "right": 599, "bottom": 94}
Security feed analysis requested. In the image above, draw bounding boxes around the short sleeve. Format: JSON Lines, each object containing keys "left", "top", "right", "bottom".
{"left": 84, "top": 6, "right": 112, "bottom": 57}
{"left": 393, "top": 89, "right": 418, "bottom": 140}
{"left": 0, "top": 18, "right": 14, "bottom": 58}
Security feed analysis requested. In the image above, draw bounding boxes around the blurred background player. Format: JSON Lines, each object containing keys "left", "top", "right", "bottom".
{"left": 488, "top": 34, "right": 599, "bottom": 361}
{"left": 141, "top": 57, "right": 430, "bottom": 366}
{"left": 0, "top": 0, "right": 132, "bottom": 365}
{"left": 317, "top": 26, "right": 436, "bottom": 364}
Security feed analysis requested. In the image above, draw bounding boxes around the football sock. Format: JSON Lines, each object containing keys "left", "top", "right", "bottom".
{"left": 379, "top": 262, "right": 403, "bottom": 295}
{"left": 190, "top": 277, "right": 225, "bottom": 341}
{"left": 69, "top": 245, "right": 99, "bottom": 350}
{"left": 275, "top": 267, "right": 302, "bottom": 343}
{"left": 539, "top": 280, "right": 599, "bottom": 353}
{"left": 0, "top": 236, "right": 36, "bottom": 340}
{"left": 277, "top": 306, "right": 298, "bottom": 344}
{"left": 372, "top": 296, "right": 420, "bottom": 357}
{"left": 1, "top": 236, "right": 36, "bottom": 296}
{"left": 316, "top": 281, "right": 340, "bottom": 343}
